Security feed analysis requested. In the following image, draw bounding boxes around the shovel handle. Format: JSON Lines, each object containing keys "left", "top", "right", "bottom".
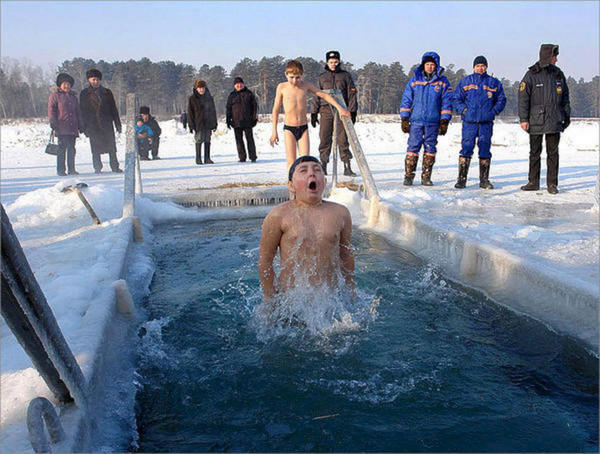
{"left": 73, "top": 188, "right": 101, "bottom": 225}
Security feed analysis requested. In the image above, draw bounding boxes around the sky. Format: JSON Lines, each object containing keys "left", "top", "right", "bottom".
{"left": 1, "top": 1, "right": 599, "bottom": 82}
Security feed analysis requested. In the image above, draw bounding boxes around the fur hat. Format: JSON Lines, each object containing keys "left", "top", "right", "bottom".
{"left": 422, "top": 55, "right": 436, "bottom": 65}
{"left": 473, "top": 56, "right": 488, "bottom": 67}
{"left": 326, "top": 50, "right": 340, "bottom": 61}
{"left": 139, "top": 106, "right": 150, "bottom": 115}
{"left": 194, "top": 79, "right": 207, "bottom": 89}
{"left": 86, "top": 68, "right": 102, "bottom": 80}
{"left": 233, "top": 77, "right": 244, "bottom": 85}
{"left": 56, "top": 73, "right": 74, "bottom": 87}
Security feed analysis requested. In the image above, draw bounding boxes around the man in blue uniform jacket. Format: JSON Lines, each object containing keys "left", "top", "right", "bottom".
{"left": 453, "top": 56, "right": 506, "bottom": 189}
{"left": 400, "top": 51, "right": 453, "bottom": 186}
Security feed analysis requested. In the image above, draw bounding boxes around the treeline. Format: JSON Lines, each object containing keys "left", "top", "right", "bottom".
{"left": 1, "top": 56, "right": 599, "bottom": 119}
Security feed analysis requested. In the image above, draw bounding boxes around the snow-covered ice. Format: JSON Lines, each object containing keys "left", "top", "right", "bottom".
{"left": 1, "top": 116, "right": 598, "bottom": 452}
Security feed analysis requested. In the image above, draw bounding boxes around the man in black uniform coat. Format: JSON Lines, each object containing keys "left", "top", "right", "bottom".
{"left": 226, "top": 77, "right": 258, "bottom": 162}
{"left": 311, "top": 50, "right": 358, "bottom": 176}
{"left": 518, "top": 44, "right": 570, "bottom": 194}
{"left": 79, "top": 69, "right": 123, "bottom": 173}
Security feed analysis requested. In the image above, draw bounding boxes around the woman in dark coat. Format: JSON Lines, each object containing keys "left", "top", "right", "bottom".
{"left": 188, "top": 80, "right": 217, "bottom": 165}
{"left": 47, "top": 73, "right": 84, "bottom": 176}
{"left": 79, "top": 69, "right": 122, "bottom": 173}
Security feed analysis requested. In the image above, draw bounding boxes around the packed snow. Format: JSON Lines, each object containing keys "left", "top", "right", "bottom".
{"left": 1, "top": 115, "right": 598, "bottom": 452}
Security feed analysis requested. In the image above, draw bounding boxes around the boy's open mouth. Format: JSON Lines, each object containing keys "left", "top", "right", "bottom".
{"left": 309, "top": 181, "right": 317, "bottom": 190}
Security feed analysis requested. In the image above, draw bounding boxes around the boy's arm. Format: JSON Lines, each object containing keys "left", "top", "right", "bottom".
{"left": 270, "top": 83, "right": 283, "bottom": 146}
{"left": 308, "top": 83, "right": 351, "bottom": 118}
{"left": 339, "top": 206, "right": 355, "bottom": 291}
{"left": 258, "top": 210, "right": 283, "bottom": 302}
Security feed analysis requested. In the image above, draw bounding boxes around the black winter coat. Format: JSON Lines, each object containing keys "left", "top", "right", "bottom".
{"left": 80, "top": 86, "right": 121, "bottom": 138}
{"left": 518, "top": 59, "right": 570, "bottom": 135}
{"left": 188, "top": 89, "right": 217, "bottom": 131}
{"left": 312, "top": 65, "right": 357, "bottom": 114}
{"left": 144, "top": 115, "right": 161, "bottom": 136}
{"left": 226, "top": 88, "right": 258, "bottom": 128}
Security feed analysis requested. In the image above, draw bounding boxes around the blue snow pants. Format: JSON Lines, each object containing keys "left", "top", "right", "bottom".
{"left": 407, "top": 124, "right": 439, "bottom": 155}
{"left": 460, "top": 121, "right": 493, "bottom": 159}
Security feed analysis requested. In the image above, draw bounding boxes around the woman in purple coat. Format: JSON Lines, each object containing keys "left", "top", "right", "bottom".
{"left": 47, "top": 73, "right": 84, "bottom": 176}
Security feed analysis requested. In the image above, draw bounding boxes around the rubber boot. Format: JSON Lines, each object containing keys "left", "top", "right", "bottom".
{"left": 403, "top": 154, "right": 418, "bottom": 186}
{"left": 421, "top": 154, "right": 436, "bottom": 186}
{"left": 195, "top": 143, "right": 203, "bottom": 165}
{"left": 204, "top": 143, "right": 214, "bottom": 164}
{"left": 479, "top": 158, "right": 494, "bottom": 189}
{"left": 343, "top": 160, "right": 357, "bottom": 177}
{"left": 454, "top": 156, "right": 471, "bottom": 189}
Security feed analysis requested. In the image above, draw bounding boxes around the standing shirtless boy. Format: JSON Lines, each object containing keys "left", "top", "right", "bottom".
{"left": 258, "top": 155, "right": 355, "bottom": 313}
{"left": 270, "top": 60, "right": 351, "bottom": 172}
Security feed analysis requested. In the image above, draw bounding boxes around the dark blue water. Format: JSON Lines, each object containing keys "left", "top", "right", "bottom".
{"left": 134, "top": 218, "right": 598, "bottom": 452}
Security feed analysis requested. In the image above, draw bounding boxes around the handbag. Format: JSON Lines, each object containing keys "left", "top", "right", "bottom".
{"left": 44, "top": 133, "right": 60, "bottom": 156}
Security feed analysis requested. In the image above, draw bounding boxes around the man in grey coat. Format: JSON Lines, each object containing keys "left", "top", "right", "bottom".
{"left": 311, "top": 50, "right": 358, "bottom": 176}
{"left": 518, "top": 44, "right": 570, "bottom": 194}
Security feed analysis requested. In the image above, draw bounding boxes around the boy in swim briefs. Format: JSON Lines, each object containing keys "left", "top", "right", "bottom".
{"left": 258, "top": 155, "right": 355, "bottom": 313}
{"left": 270, "top": 60, "right": 351, "bottom": 173}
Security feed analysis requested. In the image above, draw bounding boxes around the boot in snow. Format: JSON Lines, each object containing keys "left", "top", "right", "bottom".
{"left": 455, "top": 156, "right": 471, "bottom": 189}
{"left": 479, "top": 158, "right": 494, "bottom": 189}
{"left": 403, "top": 154, "right": 418, "bottom": 186}
{"left": 195, "top": 143, "right": 203, "bottom": 165}
{"left": 343, "top": 160, "right": 357, "bottom": 177}
{"left": 421, "top": 154, "right": 436, "bottom": 186}
{"left": 204, "top": 143, "right": 214, "bottom": 164}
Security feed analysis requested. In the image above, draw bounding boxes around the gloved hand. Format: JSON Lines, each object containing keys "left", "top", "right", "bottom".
{"left": 563, "top": 115, "right": 570, "bottom": 130}
{"left": 226, "top": 118, "right": 232, "bottom": 129}
{"left": 351, "top": 112, "right": 357, "bottom": 124}
{"left": 401, "top": 117, "right": 410, "bottom": 133}
{"left": 189, "top": 129, "right": 194, "bottom": 134}
{"left": 311, "top": 113, "right": 319, "bottom": 128}
{"left": 438, "top": 119, "right": 449, "bottom": 136}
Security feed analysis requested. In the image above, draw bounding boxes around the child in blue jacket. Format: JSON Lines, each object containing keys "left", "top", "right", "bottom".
{"left": 135, "top": 116, "right": 153, "bottom": 160}
{"left": 400, "top": 51, "right": 453, "bottom": 186}
{"left": 453, "top": 56, "right": 506, "bottom": 189}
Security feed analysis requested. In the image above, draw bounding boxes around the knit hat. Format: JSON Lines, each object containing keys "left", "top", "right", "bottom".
{"left": 194, "top": 79, "right": 207, "bottom": 89}
{"left": 139, "top": 106, "right": 150, "bottom": 115}
{"left": 473, "top": 55, "right": 488, "bottom": 67}
{"left": 326, "top": 50, "right": 340, "bottom": 61}
{"left": 233, "top": 77, "right": 244, "bottom": 85}
{"left": 288, "top": 156, "right": 321, "bottom": 181}
{"left": 56, "top": 73, "right": 74, "bottom": 87}
{"left": 86, "top": 68, "right": 102, "bottom": 80}
{"left": 422, "top": 55, "right": 436, "bottom": 65}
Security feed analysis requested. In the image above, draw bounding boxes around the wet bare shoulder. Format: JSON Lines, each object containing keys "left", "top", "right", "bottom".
{"left": 323, "top": 200, "right": 351, "bottom": 217}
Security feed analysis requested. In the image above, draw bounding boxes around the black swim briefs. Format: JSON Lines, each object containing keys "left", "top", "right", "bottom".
{"left": 283, "top": 124, "right": 308, "bottom": 141}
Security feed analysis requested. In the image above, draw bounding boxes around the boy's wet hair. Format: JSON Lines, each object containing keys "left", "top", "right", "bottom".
{"left": 285, "top": 60, "right": 304, "bottom": 75}
{"left": 288, "top": 155, "right": 320, "bottom": 181}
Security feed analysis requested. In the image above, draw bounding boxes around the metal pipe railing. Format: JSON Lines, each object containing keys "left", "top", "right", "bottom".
{"left": 27, "top": 397, "right": 66, "bottom": 453}
{"left": 1, "top": 205, "right": 88, "bottom": 407}
{"left": 323, "top": 90, "right": 381, "bottom": 225}
{"left": 122, "top": 93, "right": 138, "bottom": 218}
